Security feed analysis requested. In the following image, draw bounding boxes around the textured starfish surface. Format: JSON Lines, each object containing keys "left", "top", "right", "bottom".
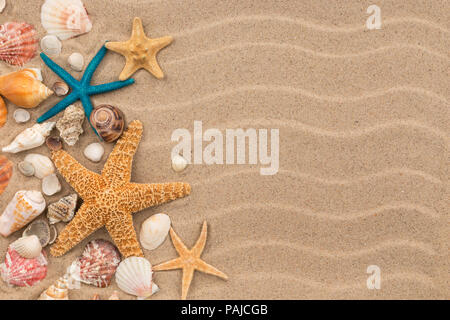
{"left": 37, "top": 45, "right": 135, "bottom": 130}
{"left": 105, "top": 17, "right": 173, "bottom": 81}
{"left": 49, "top": 120, "right": 191, "bottom": 258}
{"left": 153, "top": 221, "right": 228, "bottom": 300}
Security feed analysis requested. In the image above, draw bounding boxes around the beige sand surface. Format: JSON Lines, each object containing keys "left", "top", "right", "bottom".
{"left": 0, "top": 0, "right": 448, "bottom": 299}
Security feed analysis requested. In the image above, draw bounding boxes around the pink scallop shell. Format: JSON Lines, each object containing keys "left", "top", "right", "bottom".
{"left": 0, "top": 22, "right": 38, "bottom": 66}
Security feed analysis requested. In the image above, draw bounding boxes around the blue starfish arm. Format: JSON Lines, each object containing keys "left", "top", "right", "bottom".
{"left": 88, "top": 78, "right": 135, "bottom": 95}
{"left": 81, "top": 45, "right": 108, "bottom": 86}
{"left": 80, "top": 94, "right": 95, "bottom": 120}
{"left": 36, "top": 92, "right": 80, "bottom": 123}
{"left": 40, "top": 53, "right": 79, "bottom": 88}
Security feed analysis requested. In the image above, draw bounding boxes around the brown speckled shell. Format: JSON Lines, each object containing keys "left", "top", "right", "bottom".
{"left": 90, "top": 105, "right": 124, "bottom": 143}
{"left": 0, "top": 156, "right": 13, "bottom": 195}
{"left": 0, "top": 96, "right": 6, "bottom": 128}
{"left": 46, "top": 136, "right": 62, "bottom": 151}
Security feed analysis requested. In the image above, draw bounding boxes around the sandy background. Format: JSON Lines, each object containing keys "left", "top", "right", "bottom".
{"left": 0, "top": 0, "right": 448, "bottom": 299}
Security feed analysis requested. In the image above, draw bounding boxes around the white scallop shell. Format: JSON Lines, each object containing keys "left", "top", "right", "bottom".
{"left": 139, "top": 213, "right": 171, "bottom": 251}
{"left": 41, "top": 0, "right": 93, "bottom": 40}
{"left": 13, "top": 109, "right": 31, "bottom": 123}
{"left": 42, "top": 173, "right": 61, "bottom": 196}
{"left": 172, "top": 154, "right": 188, "bottom": 172}
{"left": 68, "top": 52, "right": 84, "bottom": 71}
{"left": 115, "top": 257, "right": 154, "bottom": 299}
{"left": 10, "top": 235, "right": 42, "bottom": 259}
{"left": 24, "top": 153, "right": 55, "bottom": 179}
{"left": 83, "top": 142, "right": 104, "bottom": 162}
{"left": 40, "top": 35, "right": 62, "bottom": 56}
{"left": 2, "top": 122, "right": 55, "bottom": 153}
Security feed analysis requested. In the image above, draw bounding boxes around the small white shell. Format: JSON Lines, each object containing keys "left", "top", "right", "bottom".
{"left": 24, "top": 153, "right": 55, "bottom": 179}
{"left": 52, "top": 81, "right": 69, "bottom": 96}
{"left": 83, "top": 143, "right": 104, "bottom": 162}
{"left": 18, "top": 161, "right": 35, "bottom": 177}
{"left": 139, "top": 213, "right": 171, "bottom": 251}
{"left": 40, "top": 35, "right": 62, "bottom": 56}
{"left": 68, "top": 52, "right": 84, "bottom": 72}
{"left": 42, "top": 173, "right": 61, "bottom": 196}
{"left": 10, "top": 235, "right": 42, "bottom": 259}
{"left": 2, "top": 122, "right": 55, "bottom": 153}
{"left": 172, "top": 155, "right": 188, "bottom": 172}
{"left": 13, "top": 109, "right": 31, "bottom": 123}
{"left": 115, "top": 257, "right": 153, "bottom": 299}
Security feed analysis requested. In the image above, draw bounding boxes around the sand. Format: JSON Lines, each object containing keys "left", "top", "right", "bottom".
{"left": 0, "top": 0, "right": 448, "bottom": 299}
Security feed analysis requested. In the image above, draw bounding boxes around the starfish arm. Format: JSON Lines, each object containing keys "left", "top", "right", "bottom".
{"left": 153, "top": 257, "right": 183, "bottom": 271}
{"left": 51, "top": 149, "right": 104, "bottom": 200}
{"left": 81, "top": 45, "right": 107, "bottom": 85}
{"left": 101, "top": 120, "right": 143, "bottom": 186}
{"left": 87, "top": 78, "right": 135, "bottom": 95}
{"left": 131, "top": 17, "right": 146, "bottom": 39}
{"left": 104, "top": 211, "right": 143, "bottom": 258}
{"left": 181, "top": 266, "right": 195, "bottom": 300}
{"left": 118, "top": 60, "right": 141, "bottom": 81}
{"left": 105, "top": 41, "right": 129, "bottom": 55}
{"left": 191, "top": 221, "right": 208, "bottom": 257}
{"left": 50, "top": 203, "right": 105, "bottom": 257}
{"left": 36, "top": 91, "right": 79, "bottom": 123}
{"left": 169, "top": 227, "right": 190, "bottom": 256}
{"left": 194, "top": 259, "right": 228, "bottom": 280}
{"left": 40, "top": 53, "right": 79, "bottom": 88}
{"left": 144, "top": 55, "right": 165, "bottom": 79}
{"left": 79, "top": 93, "right": 94, "bottom": 120}
{"left": 153, "top": 36, "right": 174, "bottom": 51}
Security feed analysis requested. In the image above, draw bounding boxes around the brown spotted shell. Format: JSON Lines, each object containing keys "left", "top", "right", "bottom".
{"left": 0, "top": 156, "right": 13, "bottom": 195}
{"left": 89, "top": 105, "right": 125, "bottom": 143}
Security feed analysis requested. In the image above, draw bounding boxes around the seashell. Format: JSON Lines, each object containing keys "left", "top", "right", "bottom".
{"left": 40, "top": 34, "right": 61, "bottom": 56}
{"left": 38, "top": 275, "right": 69, "bottom": 300}
{"left": 24, "top": 153, "right": 55, "bottom": 179}
{"left": 0, "top": 246, "right": 47, "bottom": 287}
{"left": 22, "top": 219, "right": 51, "bottom": 247}
{"left": 0, "top": 156, "right": 13, "bottom": 195}
{"left": 83, "top": 142, "right": 104, "bottom": 162}
{"left": 18, "top": 161, "right": 35, "bottom": 177}
{"left": 47, "top": 193, "right": 77, "bottom": 224}
{"left": 45, "top": 136, "right": 62, "bottom": 151}
{"left": 0, "top": 68, "right": 53, "bottom": 108}
{"left": 140, "top": 213, "right": 171, "bottom": 251}
{"left": 10, "top": 235, "right": 42, "bottom": 259}
{"left": 42, "top": 173, "right": 61, "bottom": 196}
{"left": 0, "top": 191, "right": 46, "bottom": 237}
{"left": 2, "top": 122, "right": 56, "bottom": 153}
{"left": 68, "top": 52, "right": 84, "bottom": 71}
{"left": 48, "top": 224, "right": 57, "bottom": 244}
{"left": 0, "top": 96, "right": 6, "bottom": 128}
{"left": 90, "top": 104, "right": 125, "bottom": 143}
{"left": 0, "top": 0, "right": 5, "bottom": 13}
{"left": 41, "top": 0, "right": 92, "bottom": 41}
{"left": 115, "top": 257, "right": 154, "bottom": 299}
{"left": 108, "top": 291, "right": 120, "bottom": 300}
{"left": 172, "top": 154, "right": 188, "bottom": 172}
{"left": 52, "top": 81, "right": 69, "bottom": 96}
{"left": 13, "top": 108, "right": 31, "bottom": 123}
{"left": 0, "top": 22, "right": 38, "bottom": 66}
{"left": 56, "top": 104, "right": 84, "bottom": 146}
{"left": 68, "top": 239, "right": 121, "bottom": 288}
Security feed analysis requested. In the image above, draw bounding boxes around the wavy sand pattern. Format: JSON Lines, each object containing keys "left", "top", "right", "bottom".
{"left": 0, "top": 0, "right": 448, "bottom": 299}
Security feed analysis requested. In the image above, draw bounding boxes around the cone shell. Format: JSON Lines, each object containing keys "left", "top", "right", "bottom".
{"left": 0, "top": 69, "right": 53, "bottom": 108}
{"left": 2, "top": 122, "right": 56, "bottom": 154}
{"left": 0, "top": 22, "right": 38, "bottom": 66}
{"left": 22, "top": 219, "right": 51, "bottom": 247}
{"left": 41, "top": 0, "right": 92, "bottom": 40}
{"left": 0, "top": 96, "right": 6, "bottom": 128}
{"left": 38, "top": 275, "right": 69, "bottom": 300}
{"left": 68, "top": 239, "right": 121, "bottom": 288}
{"left": 140, "top": 213, "right": 171, "bottom": 251}
{"left": 24, "top": 153, "right": 55, "bottom": 179}
{"left": 56, "top": 104, "right": 84, "bottom": 146}
{"left": 115, "top": 257, "right": 154, "bottom": 298}
{"left": 0, "top": 190, "right": 46, "bottom": 237}
{"left": 0, "top": 156, "right": 13, "bottom": 196}
{"left": 0, "top": 246, "right": 47, "bottom": 287}
{"left": 10, "top": 235, "right": 42, "bottom": 259}
{"left": 47, "top": 193, "right": 77, "bottom": 224}
{"left": 90, "top": 104, "right": 124, "bottom": 143}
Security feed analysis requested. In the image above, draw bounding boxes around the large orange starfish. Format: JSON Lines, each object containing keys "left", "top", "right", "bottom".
{"left": 49, "top": 120, "right": 191, "bottom": 258}
{"left": 153, "top": 221, "right": 228, "bottom": 300}
{"left": 105, "top": 17, "right": 173, "bottom": 81}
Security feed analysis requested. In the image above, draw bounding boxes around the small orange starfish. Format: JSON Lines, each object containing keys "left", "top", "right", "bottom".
{"left": 106, "top": 17, "right": 173, "bottom": 81}
{"left": 153, "top": 221, "right": 228, "bottom": 300}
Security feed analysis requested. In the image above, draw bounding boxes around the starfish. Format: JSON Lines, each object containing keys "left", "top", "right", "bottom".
{"left": 37, "top": 45, "right": 135, "bottom": 132}
{"left": 48, "top": 120, "right": 191, "bottom": 258}
{"left": 153, "top": 221, "right": 228, "bottom": 300}
{"left": 105, "top": 17, "right": 173, "bottom": 81}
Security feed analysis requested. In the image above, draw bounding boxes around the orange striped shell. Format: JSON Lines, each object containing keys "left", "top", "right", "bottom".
{"left": 0, "top": 156, "right": 13, "bottom": 195}
{"left": 0, "top": 96, "right": 6, "bottom": 128}
{"left": 0, "top": 22, "right": 38, "bottom": 66}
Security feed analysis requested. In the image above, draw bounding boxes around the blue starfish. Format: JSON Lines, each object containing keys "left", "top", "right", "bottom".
{"left": 37, "top": 44, "right": 135, "bottom": 130}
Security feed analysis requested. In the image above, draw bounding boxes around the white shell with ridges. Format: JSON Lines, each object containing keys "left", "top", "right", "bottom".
{"left": 10, "top": 235, "right": 42, "bottom": 259}
{"left": 24, "top": 153, "right": 55, "bottom": 179}
{"left": 115, "top": 257, "right": 153, "bottom": 299}
{"left": 2, "top": 122, "right": 55, "bottom": 153}
{"left": 139, "top": 213, "right": 171, "bottom": 251}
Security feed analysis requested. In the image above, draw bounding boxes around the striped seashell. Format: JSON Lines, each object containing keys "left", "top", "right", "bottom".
{"left": 0, "top": 22, "right": 38, "bottom": 66}
{"left": 39, "top": 275, "right": 69, "bottom": 300}
{"left": 0, "top": 156, "right": 13, "bottom": 196}
{"left": 47, "top": 193, "right": 77, "bottom": 224}
{"left": 0, "top": 96, "right": 6, "bottom": 128}
{"left": 115, "top": 257, "right": 154, "bottom": 299}
{"left": 10, "top": 235, "right": 42, "bottom": 259}
{"left": 90, "top": 104, "right": 125, "bottom": 143}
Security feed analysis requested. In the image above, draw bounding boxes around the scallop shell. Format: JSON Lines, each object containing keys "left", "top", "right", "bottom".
{"left": 115, "top": 257, "right": 154, "bottom": 299}
{"left": 0, "top": 156, "right": 13, "bottom": 196}
{"left": 47, "top": 193, "right": 77, "bottom": 224}
{"left": 0, "top": 96, "right": 6, "bottom": 128}
{"left": 52, "top": 81, "right": 69, "bottom": 96}
{"left": 10, "top": 235, "right": 42, "bottom": 259}
{"left": 0, "top": 22, "right": 38, "bottom": 66}
{"left": 68, "top": 52, "right": 84, "bottom": 71}
{"left": 0, "top": 246, "right": 47, "bottom": 287}
{"left": 140, "top": 213, "right": 171, "bottom": 251}
{"left": 56, "top": 104, "right": 84, "bottom": 146}
{"left": 2, "top": 122, "right": 56, "bottom": 153}
{"left": 42, "top": 173, "right": 61, "bottom": 196}
{"left": 40, "top": 34, "right": 62, "bottom": 56}
{"left": 22, "top": 219, "right": 51, "bottom": 247}
{"left": 68, "top": 239, "right": 121, "bottom": 288}
{"left": 172, "top": 154, "right": 188, "bottom": 172}
{"left": 90, "top": 104, "right": 125, "bottom": 143}
{"left": 41, "top": 0, "right": 92, "bottom": 40}
{"left": 0, "top": 68, "right": 53, "bottom": 108}
{"left": 0, "top": 191, "right": 46, "bottom": 237}
{"left": 24, "top": 153, "right": 55, "bottom": 179}
{"left": 38, "top": 275, "right": 69, "bottom": 300}
{"left": 83, "top": 142, "right": 104, "bottom": 162}
{"left": 13, "top": 108, "right": 31, "bottom": 123}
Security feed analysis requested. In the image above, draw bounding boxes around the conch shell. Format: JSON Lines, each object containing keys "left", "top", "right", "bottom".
{"left": 0, "top": 96, "right": 6, "bottom": 128}
{"left": 0, "top": 68, "right": 53, "bottom": 108}
{"left": 38, "top": 275, "right": 69, "bottom": 300}
{"left": 2, "top": 122, "right": 56, "bottom": 153}
{"left": 90, "top": 104, "right": 124, "bottom": 143}
{"left": 56, "top": 104, "right": 84, "bottom": 146}
{"left": 0, "top": 190, "right": 46, "bottom": 237}
{"left": 0, "top": 156, "right": 13, "bottom": 196}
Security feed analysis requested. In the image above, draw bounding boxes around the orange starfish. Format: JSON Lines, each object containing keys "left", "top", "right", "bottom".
{"left": 106, "top": 17, "right": 173, "bottom": 81}
{"left": 153, "top": 221, "right": 228, "bottom": 300}
{"left": 48, "top": 120, "right": 191, "bottom": 258}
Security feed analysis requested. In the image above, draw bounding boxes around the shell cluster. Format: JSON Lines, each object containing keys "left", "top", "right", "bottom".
{"left": 2, "top": 122, "right": 55, "bottom": 153}
{"left": 0, "top": 22, "right": 38, "bottom": 66}
{"left": 56, "top": 104, "right": 84, "bottom": 146}
{"left": 90, "top": 104, "right": 125, "bottom": 143}
{"left": 47, "top": 193, "right": 78, "bottom": 224}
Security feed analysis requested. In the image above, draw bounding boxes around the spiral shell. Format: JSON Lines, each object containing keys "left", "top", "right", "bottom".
{"left": 22, "top": 219, "right": 51, "bottom": 247}
{"left": 115, "top": 257, "right": 154, "bottom": 299}
{"left": 90, "top": 104, "right": 125, "bottom": 143}
{"left": 38, "top": 275, "right": 69, "bottom": 300}
{"left": 0, "top": 96, "right": 6, "bottom": 128}
{"left": 0, "top": 22, "right": 38, "bottom": 66}
{"left": 10, "top": 235, "right": 42, "bottom": 259}
{"left": 47, "top": 193, "right": 77, "bottom": 224}
{"left": 0, "top": 156, "right": 13, "bottom": 196}
{"left": 2, "top": 122, "right": 56, "bottom": 153}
